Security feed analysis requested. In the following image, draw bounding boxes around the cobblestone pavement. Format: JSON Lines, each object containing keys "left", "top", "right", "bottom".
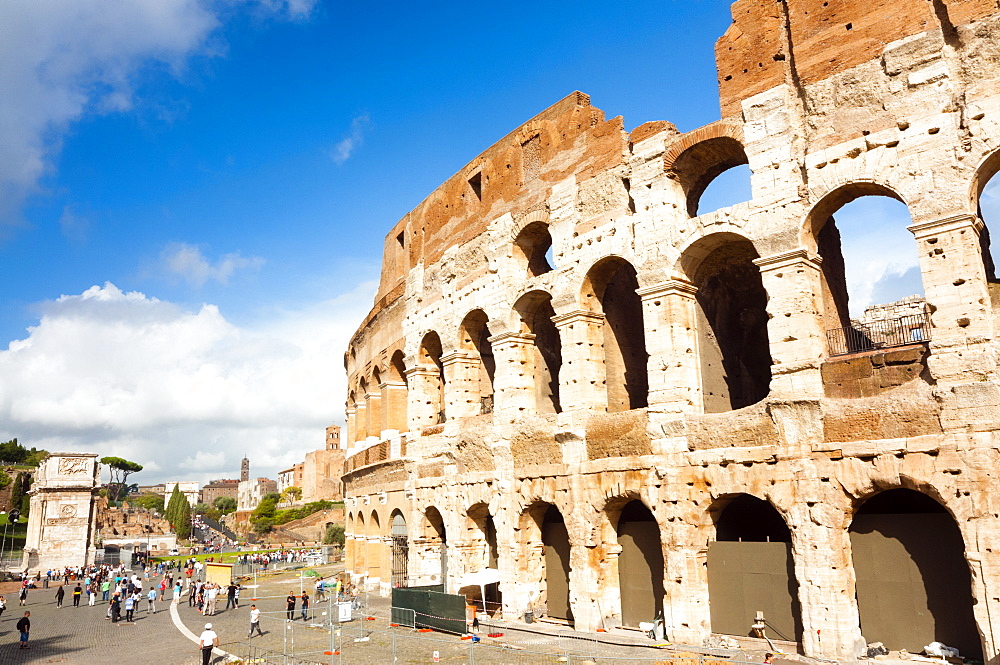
{"left": 0, "top": 582, "right": 199, "bottom": 665}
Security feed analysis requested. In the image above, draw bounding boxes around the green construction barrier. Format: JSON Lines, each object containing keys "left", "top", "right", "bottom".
{"left": 391, "top": 585, "right": 466, "bottom": 634}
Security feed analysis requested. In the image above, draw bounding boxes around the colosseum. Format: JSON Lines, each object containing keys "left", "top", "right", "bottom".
{"left": 342, "top": 0, "right": 1000, "bottom": 660}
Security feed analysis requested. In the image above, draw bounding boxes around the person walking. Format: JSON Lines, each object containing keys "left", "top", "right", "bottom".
{"left": 225, "top": 582, "right": 237, "bottom": 610}
{"left": 88, "top": 583, "right": 96, "bottom": 606}
{"left": 247, "top": 604, "right": 263, "bottom": 637}
{"left": 55, "top": 585, "right": 65, "bottom": 608}
{"left": 18, "top": 584, "right": 27, "bottom": 606}
{"left": 147, "top": 587, "right": 157, "bottom": 613}
{"left": 300, "top": 592, "right": 309, "bottom": 622}
{"left": 0, "top": 595, "right": 7, "bottom": 618}
{"left": 110, "top": 593, "right": 122, "bottom": 623}
{"left": 285, "top": 593, "right": 295, "bottom": 621}
{"left": 101, "top": 579, "right": 110, "bottom": 601}
{"left": 124, "top": 593, "right": 135, "bottom": 622}
{"left": 198, "top": 622, "right": 218, "bottom": 665}
{"left": 15, "top": 611, "right": 29, "bottom": 650}
{"left": 72, "top": 584, "right": 82, "bottom": 607}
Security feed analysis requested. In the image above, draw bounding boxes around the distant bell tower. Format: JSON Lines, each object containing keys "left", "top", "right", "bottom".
{"left": 241, "top": 457, "right": 250, "bottom": 482}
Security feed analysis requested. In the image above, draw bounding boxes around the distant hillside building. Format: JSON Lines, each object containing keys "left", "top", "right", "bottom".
{"left": 201, "top": 479, "right": 239, "bottom": 506}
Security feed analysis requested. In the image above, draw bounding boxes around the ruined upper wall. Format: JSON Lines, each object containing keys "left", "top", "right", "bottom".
{"left": 716, "top": 0, "right": 994, "bottom": 118}
{"left": 371, "top": 92, "right": 628, "bottom": 308}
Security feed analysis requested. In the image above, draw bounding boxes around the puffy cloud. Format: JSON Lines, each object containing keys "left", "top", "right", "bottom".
{"left": 329, "top": 114, "right": 370, "bottom": 165}
{"left": 0, "top": 0, "right": 317, "bottom": 225}
{"left": 0, "top": 279, "right": 374, "bottom": 485}
{"left": 161, "top": 242, "right": 265, "bottom": 287}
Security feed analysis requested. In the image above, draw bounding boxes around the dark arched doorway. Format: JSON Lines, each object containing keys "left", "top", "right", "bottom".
{"left": 542, "top": 506, "right": 572, "bottom": 622}
{"left": 616, "top": 500, "right": 664, "bottom": 627}
{"left": 850, "top": 489, "right": 980, "bottom": 658}
{"left": 707, "top": 495, "right": 802, "bottom": 642}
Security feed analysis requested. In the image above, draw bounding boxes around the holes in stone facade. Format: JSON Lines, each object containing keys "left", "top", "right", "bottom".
{"left": 850, "top": 489, "right": 980, "bottom": 658}
{"left": 582, "top": 258, "right": 648, "bottom": 412}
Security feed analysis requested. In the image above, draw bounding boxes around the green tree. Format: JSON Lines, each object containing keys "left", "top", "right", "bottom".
{"left": 213, "top": 496, "right": 237, "bottom": 515}
{"left": 252, "top": 518, "right": 273, "bottom": 536}
{"left": 0, "top": 440, "right": 47, "bottom": 467}
{"left": 19, "top": 473, "right": 30, "bottom": 516}
{"left": 323, "top": 524, "right": 345, "bottom": 546}
{"left": 165, "top": 484, "right": 184, "bottom": 525}
{"left": 100, "top": 457, "right": 143, "bottom": 503}
{"left": 9, "top": 472, "right": 23, "bottom": 514}
{"left": 131, "top": 493, "right": 165, "bottom": 513}
{"left": 251, "top": 495, "right": 278, "bottom": 521}
{"left": 282, "top": 486, "right": 302, "bottom": 503}
{"left": 175, "top": 499, "right": 192, "bottom": 540}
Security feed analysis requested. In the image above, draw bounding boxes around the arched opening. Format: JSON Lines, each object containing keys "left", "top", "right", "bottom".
{"left": 346, "top": 512, "right": 356, "bottom": 573}
{"left": 368, "top": 510, "right": 382, "bottom": 583}
{"left": 615, "top": 500, "right": 664, "bottom": 628}
{"left": 387, "top": 350, "right": 408, "bottom": 432}
{"left": 669, "top": 136, "right": 751, "bottom": 217}
{"left": 390, "top": 510, "right": 408, "bottom": 588}
{"left": 348, "top": 389, "right": 359, "bottom": 443}
{"left": 419, "top": 332, "right": 446, "bottom": 423}
{"left": 514, "top": 292, "right": 562, "bottom": 414}
{"left": 466, "top": 503, "right": 501, "bottom": 613}
{"left": 521, "top": 502, "right": 572, "bottom": 622}
{"left": 686, "top": 236, "right": 771, "bottom": 412}
{"left": 582, "top": 257, "right": 648, "bottom": 411}
{"left": 459, "top": 310, "right": 496, "bottom": 414}
{"left": 358, "top": 377, "right": 370, "bottom": 441}
{"left": 850, "top": 489, "right": 980, "bottom": 658}
{"left": 424, "top": 506, "right": 448, "bottom": 585}
{"left": 356, "top": 512, "right": 367, "bottom": 574}
{"left": 972, "top": 150, "right": 1000, "bottom": 281}
{"left": 513, "top": 221, "right": 554, "bottom": 277}
{"left": 707, "top": 494, "right": 802, "bottom": 643}
{"left": 809, "top": 187, "right": 926, "bottom": 355}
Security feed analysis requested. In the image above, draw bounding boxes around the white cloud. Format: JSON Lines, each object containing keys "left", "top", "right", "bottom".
{"left": 0, "top": 279, "right": 375, "bottom": 485}
{"left": 831, "top": 196, "right": 923, "bottom": 316}
{"left": 329, "top": 114, "right": 370, "bottom": 165}
{"left": 0, "top": 0, "right": 317, "bottom": 225}
{"left": 161, "top": 242, "right": 265, "bottom": 288}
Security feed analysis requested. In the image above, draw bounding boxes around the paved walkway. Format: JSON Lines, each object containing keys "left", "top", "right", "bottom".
{"left": 0, "top": 583, "right": 196, "bottom": 665}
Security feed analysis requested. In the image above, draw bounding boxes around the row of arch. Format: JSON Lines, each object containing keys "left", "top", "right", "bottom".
{"left": 346, "top": 487, "right": 981, "bottom": 658}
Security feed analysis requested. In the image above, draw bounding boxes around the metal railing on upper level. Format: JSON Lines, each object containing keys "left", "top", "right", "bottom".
{"left": 826, "top": 312, "right": 931, "bottom": 356}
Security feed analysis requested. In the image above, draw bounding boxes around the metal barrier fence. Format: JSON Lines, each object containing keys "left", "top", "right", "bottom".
{"left": 826, "top": 312, "right": 931, "bottom": 356}
{"left": 222, "top": 610, "right": 764, "bottom": 665}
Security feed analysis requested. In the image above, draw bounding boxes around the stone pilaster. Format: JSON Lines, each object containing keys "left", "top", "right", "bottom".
{"left": 551, "top": 310, "right": 607, "bottom": 411}
{"left": 404, "top": 366, "right": 444, "bottom": 430}
{"left": 638, "top": 280, "right": 702, "bottom": 415}
{"left": 441, "top": 352, "right": 482, "bottom": 419}
{"left": 489, "top": 332, "right": 536, "bottom": 419}
{"left": 909, "top": 214, "right": 996, "bottom": 383}
{"left": 364, "top": 390, "right": 382, "bottom": 441}
{"left": 346, "top": 406, "right": 358, "bottom": 444}
{"left": 754, "top": 249, "right": 826, "bottom": 400}
{"left": 380, "top": 381, "right": 408, "bottom": 433}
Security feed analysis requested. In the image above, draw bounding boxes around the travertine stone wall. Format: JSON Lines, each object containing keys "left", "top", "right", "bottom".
{"left": 342, "top": 1, "right": 1000, "bottom": 661}
{"left": 22, "top": 452, "right": 99, "bottom": 572}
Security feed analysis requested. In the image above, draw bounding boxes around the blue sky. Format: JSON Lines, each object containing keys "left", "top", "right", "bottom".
{"left": 0, "top": 0, "right": 996, "bottom": 485}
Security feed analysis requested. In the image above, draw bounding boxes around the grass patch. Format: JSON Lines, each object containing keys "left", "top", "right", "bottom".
{"left": 150, "top": 548, "right": 285, "bottom": 565}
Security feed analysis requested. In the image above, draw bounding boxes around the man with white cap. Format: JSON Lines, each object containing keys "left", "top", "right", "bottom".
{"left": 198, "top": 622, "right": 219, "bottom": 665}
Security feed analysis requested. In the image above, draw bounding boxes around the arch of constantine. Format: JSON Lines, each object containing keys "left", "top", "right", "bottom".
{"left": 342, "top": 1, "right": 1000, "bottom": 660}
